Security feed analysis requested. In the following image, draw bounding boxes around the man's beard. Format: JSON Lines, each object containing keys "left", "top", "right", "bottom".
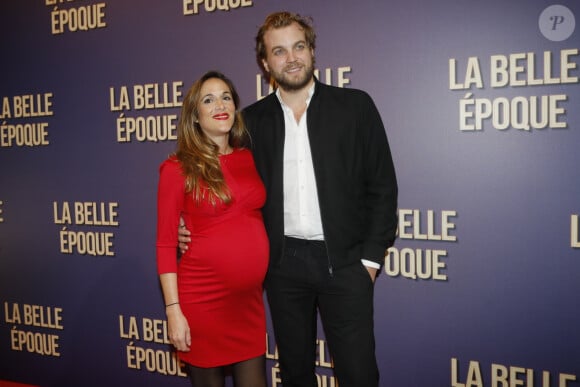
{"left": 271, "top": 61, "right": 315, "bottom": 92}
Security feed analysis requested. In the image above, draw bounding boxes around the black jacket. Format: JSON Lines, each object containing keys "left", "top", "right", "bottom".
{"left": 243, "top": 80, "right": 398, "bottom": 271}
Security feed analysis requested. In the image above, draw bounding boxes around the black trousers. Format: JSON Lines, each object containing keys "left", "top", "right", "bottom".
{"left": 265, "top": 237, "right": 379, "bottom": 387}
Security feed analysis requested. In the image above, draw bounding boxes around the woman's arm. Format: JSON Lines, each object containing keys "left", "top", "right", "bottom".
{"left": 159, "top": 272, "right": 190, "bottom": 352}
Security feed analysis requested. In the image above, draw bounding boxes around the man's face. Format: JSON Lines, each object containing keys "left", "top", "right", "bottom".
{"left": 261, "top": 22, "right": 315, "bottom": 92}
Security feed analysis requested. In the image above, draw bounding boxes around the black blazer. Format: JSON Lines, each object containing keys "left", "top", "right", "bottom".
{"left": 243, "top": 80, "right": 398, "bottom": 272}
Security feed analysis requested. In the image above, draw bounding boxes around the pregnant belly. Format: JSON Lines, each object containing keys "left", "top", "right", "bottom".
{"left": 179, "top": 215, "right": 269, "bottom": 295}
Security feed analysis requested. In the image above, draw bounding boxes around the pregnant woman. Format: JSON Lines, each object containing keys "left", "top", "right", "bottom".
{"left": 156, "top": 71, "right": 268, "bottom": 387}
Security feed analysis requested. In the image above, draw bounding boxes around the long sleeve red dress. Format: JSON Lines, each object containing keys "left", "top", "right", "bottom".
{"left": 156, "top": 148, "right": 269, "bottom": 367}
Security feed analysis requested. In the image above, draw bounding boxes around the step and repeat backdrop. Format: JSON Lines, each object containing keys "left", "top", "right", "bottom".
{"left": 1, "top": 1, "right": 579, "bottom": 386}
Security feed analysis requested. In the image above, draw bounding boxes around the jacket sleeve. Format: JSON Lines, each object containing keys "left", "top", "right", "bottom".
{"left": 359, "top": 92, "right": 398, "bottom": 265}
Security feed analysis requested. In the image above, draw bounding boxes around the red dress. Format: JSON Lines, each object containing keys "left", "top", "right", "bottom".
{"left": 156, "top": 149, "right": 269, "bottom": 367}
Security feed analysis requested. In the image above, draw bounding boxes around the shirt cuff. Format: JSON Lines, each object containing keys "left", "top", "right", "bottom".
{"left": 361, "top": 259, "right": 381, "bottom": 269}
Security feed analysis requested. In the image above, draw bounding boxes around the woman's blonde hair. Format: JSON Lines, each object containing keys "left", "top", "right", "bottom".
{"left": 175, "top": 71, "right": 248, "bottom": 205}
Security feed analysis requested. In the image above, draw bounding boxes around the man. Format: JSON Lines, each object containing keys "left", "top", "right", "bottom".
{"left": 181, "top": 11, "right": 397, "bottom": 387}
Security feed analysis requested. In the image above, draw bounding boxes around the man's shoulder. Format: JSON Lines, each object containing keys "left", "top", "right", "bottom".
{"left": 312, "top": 83, "right": 383, "bottom": 127}
{"left": 243, "top": 93, "right": 278, "bottom": 116}
{"left": 315, "top": 82, "right": 369, "bottom": 98}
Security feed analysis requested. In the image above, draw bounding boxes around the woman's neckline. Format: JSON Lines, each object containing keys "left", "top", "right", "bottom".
{"left": 219, "top": 147, "right": 238, "bottom": 157}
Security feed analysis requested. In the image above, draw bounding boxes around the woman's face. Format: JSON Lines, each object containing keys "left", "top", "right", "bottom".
{"left": 196, "top": 77, "right": 236, "bottom": 142}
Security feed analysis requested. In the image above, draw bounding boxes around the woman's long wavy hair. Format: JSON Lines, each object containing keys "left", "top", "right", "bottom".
{"left": 175, "top": 71, "right": 248, "bottom": 205}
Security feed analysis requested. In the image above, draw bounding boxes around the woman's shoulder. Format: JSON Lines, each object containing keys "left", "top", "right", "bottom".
{"left": 223, "top": 147, "right": 255, "bottom": 164}
{"left": 159, "top": 155, "right": 182, "bottom": 174}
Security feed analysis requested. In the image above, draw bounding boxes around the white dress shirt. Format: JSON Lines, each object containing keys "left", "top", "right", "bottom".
{"left": 278, "top": 85, "right": 323, "bottom": 241}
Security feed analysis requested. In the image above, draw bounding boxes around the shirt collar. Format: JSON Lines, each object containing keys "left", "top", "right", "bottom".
{"left": 275, "top": 81, "right": 316, "bottom": 108}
